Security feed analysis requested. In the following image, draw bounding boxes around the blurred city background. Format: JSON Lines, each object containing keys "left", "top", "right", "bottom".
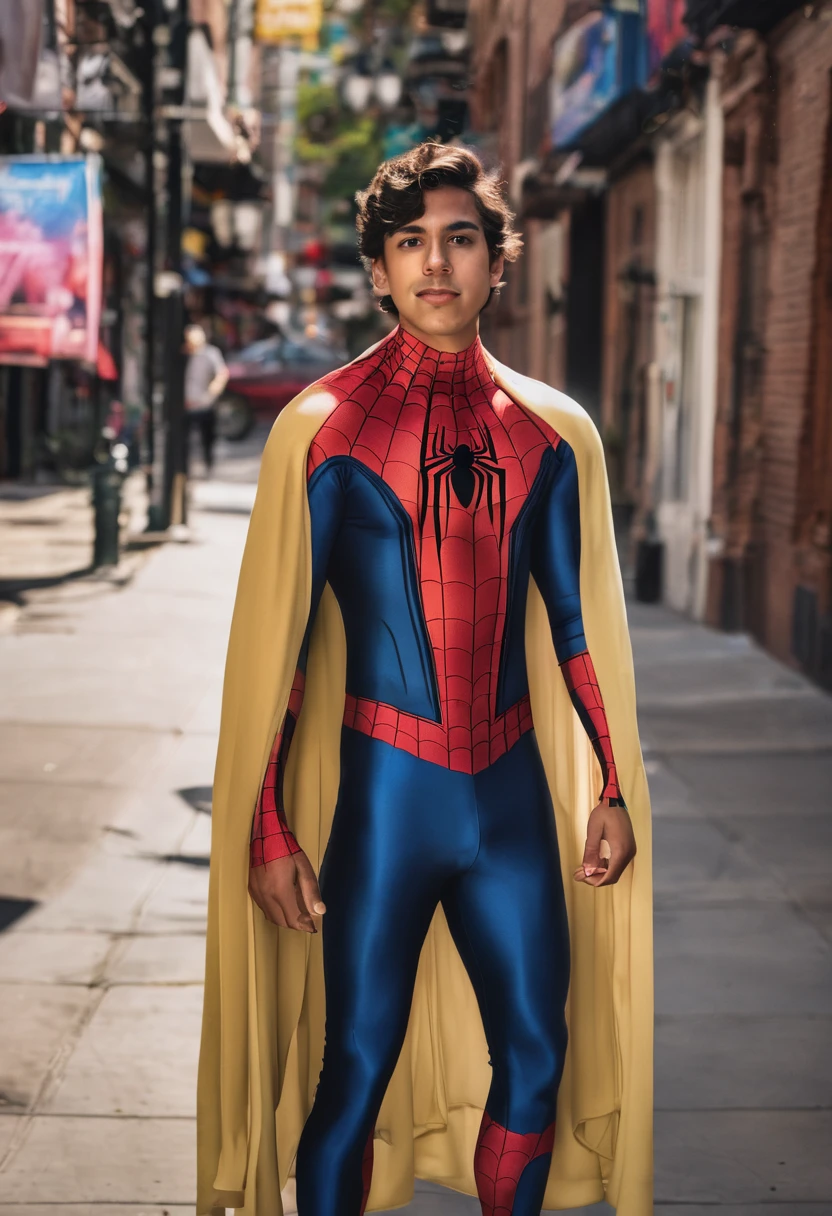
{"left": 0, "top": 0, "right": 831, "bottom": 1212}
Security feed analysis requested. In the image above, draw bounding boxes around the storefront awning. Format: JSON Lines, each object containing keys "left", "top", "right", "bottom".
{"left": 184, "top": 29, "right": 238, "bottom": 164}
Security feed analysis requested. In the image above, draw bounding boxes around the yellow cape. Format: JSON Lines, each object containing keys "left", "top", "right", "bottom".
{"left": 197, "top": 337, "right": 654, "bottom": 1215}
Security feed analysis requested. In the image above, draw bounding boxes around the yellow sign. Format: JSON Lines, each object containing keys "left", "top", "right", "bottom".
{"left": 255, "top": 0, "right": 323, "bottom": 45}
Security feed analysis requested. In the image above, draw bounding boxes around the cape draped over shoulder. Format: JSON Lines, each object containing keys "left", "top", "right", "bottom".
{"left": 196, "top": 333, "right": 654, "bottom": 1215}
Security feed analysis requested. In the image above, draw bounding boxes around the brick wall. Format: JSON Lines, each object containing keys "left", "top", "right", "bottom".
{"left": 758, "top": 9, "right": 832, "bottom": 661}
{"left": 469, "top": 0, "right": 569, "bottom": 375}
{"left": 706, "top": 41, "right": 775, "bottom": 635}
{"left": 600, "top": 158, "right": 657, "bottom": 504}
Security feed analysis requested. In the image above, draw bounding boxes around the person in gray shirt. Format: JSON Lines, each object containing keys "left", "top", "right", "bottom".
{"left": 184, "top": 324, "right": 229, "bottom": 475}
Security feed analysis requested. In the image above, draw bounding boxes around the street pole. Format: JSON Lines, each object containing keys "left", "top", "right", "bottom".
{"left": 260, "top": 41, "right": 299, "bottom": 319}
{"left": 227, "top": 0, "right": 239, "bottom": 107}
{"left": 164, "top": 9, "right": 188, "bottom": 529}
{"left": 142, "top": 2, "right": 158, "bottom": 526}
{"left": 148, "top": 0, "right": 189, "bottom": 533}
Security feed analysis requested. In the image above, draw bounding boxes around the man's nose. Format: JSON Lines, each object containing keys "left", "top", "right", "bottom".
{"left": 422, "top": 238, "right": 451, "bottom": 273}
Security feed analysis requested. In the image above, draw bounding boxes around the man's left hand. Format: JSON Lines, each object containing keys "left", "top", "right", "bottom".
{"left": 573, "top": 802, "right": 636, "bottom": 887}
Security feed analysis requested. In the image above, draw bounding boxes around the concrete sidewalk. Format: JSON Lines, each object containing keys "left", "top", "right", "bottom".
{"left": 0, "top": 478, "right": 246, "bottom": 1214}
{"left": 0, "top": 474, "right": 151, "bottom": 605}
{"left": 1, "top": 474, "right": 831, "bottom": 1214}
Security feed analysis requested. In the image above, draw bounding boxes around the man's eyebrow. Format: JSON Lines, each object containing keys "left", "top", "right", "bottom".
{"left": 392, "top": 219, "right": 482, "bottom": 236}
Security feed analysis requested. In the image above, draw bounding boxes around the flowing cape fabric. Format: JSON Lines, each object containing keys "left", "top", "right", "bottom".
{"left": 196, "top": 338, "right": 654, "bottom": 1215}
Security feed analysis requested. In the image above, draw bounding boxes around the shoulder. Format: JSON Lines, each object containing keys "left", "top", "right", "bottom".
{"left": 259, "top": 383, "right": 342, "bottom": 477}
{"left": 307, "top": 336, "right": 400, "bottom": 468}
{"left": 279, "top": 330, "right": 393, "bottom": 422}
{"left": 261, "top": 338, "right": 388, "bottom": 471}
{"left": 486, "top": 355, "right": 604, "bottom": 465}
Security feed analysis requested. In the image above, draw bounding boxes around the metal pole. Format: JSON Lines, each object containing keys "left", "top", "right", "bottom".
{"left": 227, "top": 0, "right": 239, "bottom": 107}
{"left": 142, "top": 1, "right": 158, "bottom": 527}
{"left": 162, "top": 114, "right": 187, "bottom": 528}
{"left": 156, "top": 0, "right": 189, "bottom": 532}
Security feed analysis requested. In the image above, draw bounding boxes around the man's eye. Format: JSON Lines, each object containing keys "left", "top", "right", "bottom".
{"left": 399, "top": 237, "right": 420, "bottom": 248}
{"left": 449, "top": 235, "right": 472, "bottom": 245}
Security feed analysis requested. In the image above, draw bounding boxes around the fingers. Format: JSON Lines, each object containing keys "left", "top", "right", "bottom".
{"left": 249, "top": 876, "right": 289, "bottom": 927}
{"left": 591, "top": 804, "right": 637, "bottom": 886}
{"left": 573, "top": 858, "right": 610, "bottom": 887}
{"left": 249, "top": 857, "right": 318, "bottom": 933}
{"left": 572, "top": 847, "right": 634, "bottom": 887}
{"left": 295, "top": 852, "right": 327, "bottom": 918}
{"left": 293, "top": 882, "right": 316, "bottom": 933}
{"left": 573, "top": 801, "right": 637, "bottom": 888}
{"left": 580, "top": 810, "right": 605, "bottom": 878}
{"left": 585, "top": 855, "right": 624, "bottom": 887}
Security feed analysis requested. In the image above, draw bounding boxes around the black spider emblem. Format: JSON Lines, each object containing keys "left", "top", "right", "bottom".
{"left": 419, "top": 425, "right": 506, "bottom": 553}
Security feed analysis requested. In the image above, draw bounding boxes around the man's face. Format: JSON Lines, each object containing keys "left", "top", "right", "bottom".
{"left": 371, "top": 186, "right": 504, "bottom": 349}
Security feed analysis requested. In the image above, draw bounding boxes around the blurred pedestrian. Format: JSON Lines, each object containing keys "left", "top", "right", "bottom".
{"left": 184, "top": 324, "right": 228, "bottom": 476}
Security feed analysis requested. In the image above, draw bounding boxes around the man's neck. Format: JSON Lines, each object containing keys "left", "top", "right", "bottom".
{"left": 396, "top": 318, "right": 479, "bottom": 354}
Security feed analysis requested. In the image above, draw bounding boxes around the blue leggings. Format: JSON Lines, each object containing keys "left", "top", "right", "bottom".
{"left": 295, "top": 728, "right": 570, "bottom": 1214}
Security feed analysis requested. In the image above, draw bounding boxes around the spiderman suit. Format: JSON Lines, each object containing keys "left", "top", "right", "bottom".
{"left": 249, "top": 327, "right": 625, "bottom": 1216}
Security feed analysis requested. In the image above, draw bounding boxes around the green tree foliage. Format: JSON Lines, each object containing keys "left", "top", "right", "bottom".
{"left": 373, "top": 0, "right": 414, "bottom": 18}
{"left": 295, "top": 80, "right": 384, "bottom": 201}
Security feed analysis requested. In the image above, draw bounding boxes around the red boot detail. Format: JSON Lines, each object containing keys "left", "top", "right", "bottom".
{"left": 359, "top": 1129, "right": 374, "bottom": 1215}
{"left": 474, "top": 1113, "right": 556, "bottom": 1216}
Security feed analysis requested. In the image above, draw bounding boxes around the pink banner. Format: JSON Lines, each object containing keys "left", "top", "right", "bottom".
{"left": 0, "top": 156, "right": 103, "bottom": 367}
{"left": 647, "top": 0, "right": 689, "bottom": 77}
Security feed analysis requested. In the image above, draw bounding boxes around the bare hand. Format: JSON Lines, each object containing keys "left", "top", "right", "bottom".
{"left": 248, "top": 849, "right": 326, "bottom": 932}
{"left": 573, "top": 802, "right": 636, "bottom": 888}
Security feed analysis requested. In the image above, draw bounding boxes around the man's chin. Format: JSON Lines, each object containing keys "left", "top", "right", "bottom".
{"left": 398, "top": 301, "right": 479, "bottom": 339}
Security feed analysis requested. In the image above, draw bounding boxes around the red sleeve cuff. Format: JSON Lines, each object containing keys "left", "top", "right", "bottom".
{"left": 250, "top": 810, "right": 301, "bottom": 868}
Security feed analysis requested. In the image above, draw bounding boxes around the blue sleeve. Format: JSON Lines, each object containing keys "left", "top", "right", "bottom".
{"left": 529, "top": 440, "right": 588, "bottom": 663}
{"left": 296, "top": 459, "right": 346, "bottom": 672}
{"left": 251, "top": 457, "right": 346, "bottom": 864}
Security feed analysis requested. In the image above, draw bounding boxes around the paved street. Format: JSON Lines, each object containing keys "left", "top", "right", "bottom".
{"left": 1, "top": 431, "right": 831, "bottom": 1214}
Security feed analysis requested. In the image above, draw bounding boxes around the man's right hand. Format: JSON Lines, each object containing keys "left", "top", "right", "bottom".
{"left": 248, "top": 849, "right": 326, "bottom": 933}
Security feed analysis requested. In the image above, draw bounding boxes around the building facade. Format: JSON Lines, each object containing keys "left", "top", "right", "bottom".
{"left": 704, "top": 6, "right": 832, "bottom": 687}
{"left": 467, "top": 0, "right": 832, "bottom": 689}
{"left": 0, "top": 0, "right": 260, "bottom": 491}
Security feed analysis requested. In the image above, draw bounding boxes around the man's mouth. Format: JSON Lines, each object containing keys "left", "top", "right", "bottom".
{"left": 416, "top": 288, "right": 460, "bottom": 303}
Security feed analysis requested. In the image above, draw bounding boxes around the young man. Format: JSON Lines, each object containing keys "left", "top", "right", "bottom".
{"left": 198, "top": 144, "right": 653, "bottom": 1216}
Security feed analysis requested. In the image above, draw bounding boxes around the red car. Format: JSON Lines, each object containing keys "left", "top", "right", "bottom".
{"left": 217, "top": 334, "right": 348, "bottom": 440}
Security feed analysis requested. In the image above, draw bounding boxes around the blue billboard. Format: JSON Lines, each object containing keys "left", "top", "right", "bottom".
{"left": 552, "top": 8, "right": 647, "bottom": 149}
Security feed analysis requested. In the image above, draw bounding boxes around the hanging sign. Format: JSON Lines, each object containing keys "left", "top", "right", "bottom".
{"left": 0, "top": 0, "right": 61, "bottom": 113}
{"left": 255, "top": 0, "right": 323, "bottom": 45}
{"left": 0, "top": 156, "right": 103, "bottom": 367}
{"left": 551, "top": 7, "right": 646, "bottom": 149}
{"left": 646, "top": 0, "right": 689, "bottom": 77}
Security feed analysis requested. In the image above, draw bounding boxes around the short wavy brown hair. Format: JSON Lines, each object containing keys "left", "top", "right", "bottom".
{"left": 355, "top": 142, "right": 522, "bottom": 313}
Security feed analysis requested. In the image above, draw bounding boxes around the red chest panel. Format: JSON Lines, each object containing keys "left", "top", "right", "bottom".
{"left": 307, "top": 328, "right": 560, "bottom": 774}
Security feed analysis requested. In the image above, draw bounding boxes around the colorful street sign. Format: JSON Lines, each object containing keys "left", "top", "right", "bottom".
{"left": 551, "top": 9, "right": 646, "bottom": 149}
{"left": 646, "top": 0, "right": 689, "bottom": 77}
{"left": 0, "top": 156, "right": 103, "bottom": 367}
{"left": 255, "top": 0, "right": 323, "bottom": 45}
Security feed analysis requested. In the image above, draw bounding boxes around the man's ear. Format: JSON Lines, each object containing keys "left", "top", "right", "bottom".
{"left": 371, "top": 256, "right": 390, "bottom": 297}
{"left": 489, "top": 253, "right": 505, "bottom": 289}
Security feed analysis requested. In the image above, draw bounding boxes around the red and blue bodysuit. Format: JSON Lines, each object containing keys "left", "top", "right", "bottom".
{"left": 249, "top": 327, "right": 625, "bottom": 1216}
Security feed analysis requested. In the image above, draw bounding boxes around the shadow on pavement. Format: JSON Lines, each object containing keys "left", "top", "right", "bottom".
{"left": 0, "top": 897, "right": 38, "bottom": 933}
{"left": 177, "top": 785, "right": 213, "bottom": 814}
{"left": 153, "top": 853, "right": 210, "bottom": 868}
{"left": 0, "top": 564, "right": 95, "bottom": 600}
